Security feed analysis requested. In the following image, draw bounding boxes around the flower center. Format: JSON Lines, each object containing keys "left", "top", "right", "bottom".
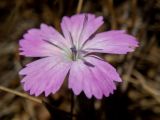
{"left": 70, "top": 46, "right": 95, "bottom": 67}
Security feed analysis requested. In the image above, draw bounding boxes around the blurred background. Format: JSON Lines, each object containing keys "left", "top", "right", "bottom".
{"left": 0, "top": 0, "right": 160, "bottom": 120}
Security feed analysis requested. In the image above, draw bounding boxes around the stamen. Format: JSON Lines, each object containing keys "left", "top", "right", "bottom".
{"left": 83, "top": 14, "right": 88, "bottom": 27}
{"left": 83, "top": 60, "right": 95, "bottom": 67}
{"left": 81, "top": 33, "right": 96, "bottom": 48}
{"left": 43, "top": 39, "right": 64, "bottom": 50}
{"left": 76, "top": 14, "right": 88, "bottom": 49}
{"left": 85, "top": 48, "right": 103, "bottom": 51}
{"left": 69, "top": 32, "right": 74, "bottom": 46}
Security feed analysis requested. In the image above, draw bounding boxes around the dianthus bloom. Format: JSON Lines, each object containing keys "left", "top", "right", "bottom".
{"left": 19, "top": 13, "right": 138, "bottom": 99}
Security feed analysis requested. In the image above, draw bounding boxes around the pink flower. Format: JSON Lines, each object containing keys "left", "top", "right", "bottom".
{"left": 19, "top": 13, "right": 138, "bottom": 99}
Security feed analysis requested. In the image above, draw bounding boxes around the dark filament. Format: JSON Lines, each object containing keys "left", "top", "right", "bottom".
{"left": 70, "top": 46, "right": 77, "bottom": 61}
{"left": 43, "top": 39, "right": 64, "bottom": 50}
{"left": 83, "top": 59, "right": 95, "bottom": 67}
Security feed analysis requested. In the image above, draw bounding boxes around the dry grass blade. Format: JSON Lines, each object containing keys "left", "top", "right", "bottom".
{"left": 0, "top": 86, "right": 42, "bottom": 104}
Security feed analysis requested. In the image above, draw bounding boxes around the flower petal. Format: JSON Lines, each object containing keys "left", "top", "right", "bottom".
{"left": 69, "top": 55, "right": 121, "bottom": 99}
{"left": 20, "top": 56, "right": 72, "bottom": 96}
{"left": 69, "top": 60, "right": 101, "bottom": 99}
{"left": 83, "top": 30, "right": 138, "bottom": 54}
{"left": 61, "top": 14, "right": 103, "bottom": 48}
{"left": 19, "top": 24, "right": 69, "bottom": 57}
